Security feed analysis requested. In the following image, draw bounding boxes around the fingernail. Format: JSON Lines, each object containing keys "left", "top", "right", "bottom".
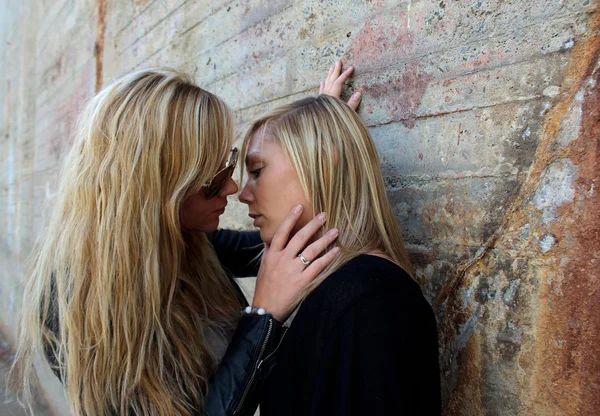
{"left": 317, "top": 212, "right": 327, "bottom": 221}
{"left": 293, "top": 204, "right": 303, "bottom": 214}
{"left": 352, "top": 92, "right": 362, "bottom": 100}
{"left": 328, "top": 228, "right": 339, "bottom": 236}
{"left": 332, "top": 247, "right": 341, "bottom": 255}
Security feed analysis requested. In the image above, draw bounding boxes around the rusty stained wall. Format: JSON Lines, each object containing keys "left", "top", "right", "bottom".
{"left": 1, "top": 0, "right": 598, "bottom": 415}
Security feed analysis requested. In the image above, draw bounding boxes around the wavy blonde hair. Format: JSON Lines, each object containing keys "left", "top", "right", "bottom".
{"left": 241, "top": 95, "right": 414, "bottom": 302}
{"left": 13, "top": 68, "right": 241, "bottom": 415}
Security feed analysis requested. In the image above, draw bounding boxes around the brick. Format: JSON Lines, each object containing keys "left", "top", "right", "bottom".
{"left": 371, "top": 99, "right": 546, "bottom": 181}
{"left": 114, "top": 0, "right": 293, "bottom": 74}
{"left": 112, "top": 0, "right": 189, "bottom": 55}
{"left": 344, "top": 0, "right": 594, "bottom": 74}
{"left": 202, "top": 11, "right": 578, "bottom": 114}
{"left": 388, "top": 175, "right": 522, "bottom": 247}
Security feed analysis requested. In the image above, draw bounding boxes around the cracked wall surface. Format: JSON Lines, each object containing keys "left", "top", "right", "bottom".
{"left": 1, "top": 1, "right": 598, "bottom": 414}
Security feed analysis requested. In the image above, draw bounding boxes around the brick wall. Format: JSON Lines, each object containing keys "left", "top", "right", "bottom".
{"left": 2, "top": 1, "right": 598, "bottom": 414}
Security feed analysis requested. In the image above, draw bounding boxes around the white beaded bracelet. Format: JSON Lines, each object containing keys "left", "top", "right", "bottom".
{"left": 241, "top": 306, "right": 267, "bottom": 316}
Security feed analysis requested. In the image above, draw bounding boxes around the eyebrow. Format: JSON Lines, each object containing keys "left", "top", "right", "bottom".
{"left": 245, "top": 151, "right": 262, "bottom": 166}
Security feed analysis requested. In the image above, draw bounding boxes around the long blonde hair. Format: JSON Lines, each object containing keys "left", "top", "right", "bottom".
{"left": 13, "top": 68, "right": 241, "bottom": 415}
{"left": 241, "top": 95, "right": 414, "bottom": 302}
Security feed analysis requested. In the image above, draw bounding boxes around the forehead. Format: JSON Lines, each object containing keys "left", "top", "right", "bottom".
{"left": 246, "top": 128, "right": 278, "bottom": 156}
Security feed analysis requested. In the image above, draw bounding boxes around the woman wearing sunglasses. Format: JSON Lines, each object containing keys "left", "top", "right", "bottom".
{"left": 239, "top": 95, "right": 441, "bottom": 415}
{"left": 13, "top": 65, "right": 359, "bottom": 416}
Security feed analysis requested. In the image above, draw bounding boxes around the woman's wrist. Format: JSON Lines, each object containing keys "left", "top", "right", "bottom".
{"left": 247, "top": 296, "right": 285, "bottom": 321}
{"left": 241, "top": 305, "right": 267, "bottom": 315}
{"left": 241, "top": 305, "right": 283, "bottom": 324}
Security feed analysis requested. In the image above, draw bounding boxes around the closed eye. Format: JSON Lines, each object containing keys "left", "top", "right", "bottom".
{"left": 249, "top": 167, "right": 262, "bottom": 178}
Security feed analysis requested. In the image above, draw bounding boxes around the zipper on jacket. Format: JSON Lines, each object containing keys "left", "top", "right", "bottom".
{"left": 233, "top": 318, "right": 273, "bottom": 415}
{"left": 256, "top": 326, "right": 288, "bottom": 370}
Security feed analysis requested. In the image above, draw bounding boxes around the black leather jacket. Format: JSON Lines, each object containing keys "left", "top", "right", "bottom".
{"left": 204, "top": 229, "right": 285, "bottom": 415}
{"left": 203, "top": 312, "right": 285, "bottom": 416}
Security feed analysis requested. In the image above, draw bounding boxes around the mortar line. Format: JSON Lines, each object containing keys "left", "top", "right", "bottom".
{"left": 125, "top": 0, "right": 241, "bottom": 69}
{"left": 384, "top": 172, "right": 526, "bottom": 189}
{"left": 367, "top": 95, "right": 544, "bottom": 128}
{"left": 235, "top": 86, "right": 318, "bottom": 113}
{"left": 118, "top": 0, "right": 192, "bottom": 56}
{"left": 114, "top": 0, "right": 163, "bottom": 38}
{"left": 236, "top": 89, "right": 541, "bottom": 124}
{"left": 177, "top": 2, "right": 296, "bottom": 76}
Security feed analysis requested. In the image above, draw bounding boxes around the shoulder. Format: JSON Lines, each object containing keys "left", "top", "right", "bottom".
{"left": 296, "top": 255, "right": 432, "bottom": 328}
{"left": 284, "top": 255, "right": 438, "bottom": 365}
{"left": 310, "top": 255, "right": 422, "bottom": 306}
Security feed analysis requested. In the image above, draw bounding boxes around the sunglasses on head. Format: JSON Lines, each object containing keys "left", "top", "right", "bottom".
{"left": 203, "top": 147, "right": 238, "bottom": 200}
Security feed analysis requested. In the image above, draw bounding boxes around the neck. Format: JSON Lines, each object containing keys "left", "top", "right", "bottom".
{"left": 365, "top": 250, "right": 399, "bottom": 267}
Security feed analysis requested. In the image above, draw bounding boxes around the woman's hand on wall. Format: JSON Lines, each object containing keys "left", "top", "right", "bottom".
{"left": 252, "top": 205, "right": 340, "bottom": 322}
{"left": 320, "top": 61, "right": 362, "bottom": 111}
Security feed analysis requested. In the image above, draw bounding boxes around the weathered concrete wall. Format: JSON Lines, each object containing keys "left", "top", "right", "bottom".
{"left": 1, "top": 0, "right": 598, "bottom": 414}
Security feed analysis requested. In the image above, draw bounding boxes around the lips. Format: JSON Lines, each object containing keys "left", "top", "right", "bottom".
{"left": 248, "top": 213, "right": 262, "bottom": 226}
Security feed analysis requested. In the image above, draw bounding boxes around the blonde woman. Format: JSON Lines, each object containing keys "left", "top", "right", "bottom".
{"left": 12, "top": 67, "right": 358, "bottom": 416}
{"left": 239, "top": 95, "right": 441, "bottom": 415}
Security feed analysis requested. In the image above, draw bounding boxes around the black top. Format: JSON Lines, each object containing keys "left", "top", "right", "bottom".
{"left": 208, "top": 229, "right": 263, "bottom": 278}
{"left": 259, "top": 255, "right": 441, "bottom": 416}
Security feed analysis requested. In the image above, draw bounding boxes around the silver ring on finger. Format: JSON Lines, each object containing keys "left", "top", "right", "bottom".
{"left": 298, "top": 253, "right": 311, "bottom": 266}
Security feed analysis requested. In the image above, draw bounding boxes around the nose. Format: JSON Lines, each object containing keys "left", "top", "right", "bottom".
{"left": 239, "top": 181, "right": 254, "bottom": 205}
{"left": 219, "top": 177, "right": 238, "bottom": 198}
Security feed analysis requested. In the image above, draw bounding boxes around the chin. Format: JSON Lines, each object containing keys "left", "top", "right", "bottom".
{"left": 195, "top": 218, "right": 220, "bottom": 233}
{"left": 259, "top": 228, "right": 274, "bottom": 245}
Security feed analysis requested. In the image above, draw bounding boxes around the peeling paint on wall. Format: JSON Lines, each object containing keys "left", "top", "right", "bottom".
{"left": 532, "top": 159, "right": 577, "bottom": 223}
